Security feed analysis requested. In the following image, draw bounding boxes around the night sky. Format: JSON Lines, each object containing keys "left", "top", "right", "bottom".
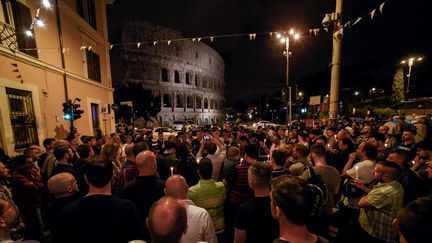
{"left": 107, "top": 0, "right": 431, "bottom": 104}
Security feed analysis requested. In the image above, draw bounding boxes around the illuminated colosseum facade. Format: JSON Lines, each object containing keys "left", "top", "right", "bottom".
{"left": 112, "top": 21, "right": 225, "bottom": 126}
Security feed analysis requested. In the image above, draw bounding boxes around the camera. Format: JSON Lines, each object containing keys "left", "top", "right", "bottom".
{"left": 203, "top": 135, "right": 212, "bottom": 141}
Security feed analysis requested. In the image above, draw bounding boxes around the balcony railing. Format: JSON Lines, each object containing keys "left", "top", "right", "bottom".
{"left": 0, "top": 21, "right": 18, "bottom": 51}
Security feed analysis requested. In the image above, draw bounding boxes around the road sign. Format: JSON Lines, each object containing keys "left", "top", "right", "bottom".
{"left": 309, "top": 95, "right": 321, "bottom": 105}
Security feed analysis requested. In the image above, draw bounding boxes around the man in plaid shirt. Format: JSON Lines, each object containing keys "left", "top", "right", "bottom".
{"left": 358, "top": 161, "right": 404, "bottom": 243}
{"left": 116, "top": 142, "right": 148, "bottom": 193}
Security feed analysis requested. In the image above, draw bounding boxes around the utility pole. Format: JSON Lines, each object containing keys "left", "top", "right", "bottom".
{"left": 329, "top": 0, "right": 343, "bottom": 119}
{"left": 285, "top": 37, "right": 291, "bottom": 127}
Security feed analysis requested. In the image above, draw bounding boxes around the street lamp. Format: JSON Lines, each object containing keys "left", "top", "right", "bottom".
{"left": 276, "top": 29, "right": 300, "bottom": 128}
{"left": 369, "top": 87, "right": 376, "bottom": 98}
{"left": 401, "top": 57, "right": 423, "bottom": 99}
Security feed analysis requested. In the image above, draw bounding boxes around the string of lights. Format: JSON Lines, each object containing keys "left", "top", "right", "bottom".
{"left": 25, "top": 0, "right": 51, "bottom": 37}
{"left": 21, "top": 0, "right": 386, "bottom": 51}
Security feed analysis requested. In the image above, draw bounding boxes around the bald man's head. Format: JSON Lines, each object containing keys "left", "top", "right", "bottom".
{"left": 135, "top": 150, "right": 156, "bottom": 175}
{"left": 165, "top": 175, "right": 188, "bottom": 199}
{"left": 48, "top": 172, "right": 77, "bottom": 198}
{"left": 148, "top": 196, "right": 187, "bottom": 243}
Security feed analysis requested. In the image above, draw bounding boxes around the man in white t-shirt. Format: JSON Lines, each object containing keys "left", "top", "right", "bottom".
{"left": 342, "top": 142, "right": 378, "bottom": 207}
{"left": 165, "top": 175, "right": 217, "bottom": 243}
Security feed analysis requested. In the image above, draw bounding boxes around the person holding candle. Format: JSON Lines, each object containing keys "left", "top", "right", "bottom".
{"left": 338, "top": 142, "right": 378, "bottom": 241}
{"left": 342, "top": 143, "right": 377, "bottom": 193}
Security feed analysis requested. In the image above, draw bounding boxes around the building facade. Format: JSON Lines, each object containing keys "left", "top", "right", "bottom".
{"left": 0, "top": 0, "right": 115, "bottom": 155}
{"left": 112, "top": 20, "right": 225, "bottom": 126}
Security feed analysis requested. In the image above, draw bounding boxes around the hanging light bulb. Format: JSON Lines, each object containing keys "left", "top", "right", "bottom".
{"left": 42, "top": 0, "right": 51, "bottom": 8}
{"left": 25, "top": 30, "right": 33, "bottom": 37}
{"left": 36, "top": 18, "right": 44, "bottom": 27}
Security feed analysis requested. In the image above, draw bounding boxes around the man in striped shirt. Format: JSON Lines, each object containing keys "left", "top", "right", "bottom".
{"left": 188, "top": 158, "right": 226, "bottom": 242}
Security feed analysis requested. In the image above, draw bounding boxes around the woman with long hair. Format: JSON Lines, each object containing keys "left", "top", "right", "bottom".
{"left": 100, "top": 142, "right": 122, "bottom": 192}
{"left": 176, "top": 143, "right": 199, "bottom": 186}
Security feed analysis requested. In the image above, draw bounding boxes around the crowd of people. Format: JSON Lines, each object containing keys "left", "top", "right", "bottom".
{"left": 0, "top": 115, "right": 432, "bottom": 243}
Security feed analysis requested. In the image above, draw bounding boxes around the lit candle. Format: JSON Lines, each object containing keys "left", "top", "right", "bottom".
{"left": 355, "top": 165, "right": 359, "bottom": 180}
{"left": 170, "top": 166, "right": 174, "bottom": 176}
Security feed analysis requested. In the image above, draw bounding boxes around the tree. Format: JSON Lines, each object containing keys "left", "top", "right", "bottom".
{"left": 114, "top": 83, "right": 161, "bottom": 122}
{"left": 391, "top": 67, "right": 405, "bottom": 105}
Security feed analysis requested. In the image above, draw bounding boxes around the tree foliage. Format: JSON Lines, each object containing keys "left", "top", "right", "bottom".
{"left": 391, "top": 67, "right": 405, "bottom": 104}
{"left": 114, "top": 83, "right": 161, "bottom": 121}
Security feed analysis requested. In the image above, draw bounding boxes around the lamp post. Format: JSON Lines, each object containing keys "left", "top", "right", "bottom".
{"left": 401, "top": 57, "right": 423, "bottom": 99}
{"left": 369, "top": 87, "right": 376, "bottom": 98}
{"left": 276, "top": 30, "right": 300, "bottom": 128}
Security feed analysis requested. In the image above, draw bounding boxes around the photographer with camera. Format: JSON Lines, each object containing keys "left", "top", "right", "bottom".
{"left": 196, "top": 128, "right": 226, "bottom": 182}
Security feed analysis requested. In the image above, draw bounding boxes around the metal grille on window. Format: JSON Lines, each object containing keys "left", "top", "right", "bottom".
{"left": 6, "top": 88, "right": 39, "bottom": 150}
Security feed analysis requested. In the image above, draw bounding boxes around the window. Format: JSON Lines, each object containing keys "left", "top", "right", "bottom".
{"left": 90, "top": 103, "right": 100, "bottom": 134}
{"left": 174, "top": 71, "right": 180, "bottom": 83}
{"left": 196, "top": 97, "right": 202, "bottom": 109}
{"left": 9, "top": 1, "right": 38, "bottom": 58}
{"left": 187, "top": 96, "right": 193, "bottom": 108}
{"left": 195, "top": 75, "right": 199, "bottom": 86}
{"left": 1, "top": 0, "right": 12, "bottom": 24}
{"left": 209, "top": 58, "right": 212, "bottom": 64}
{"left": 195, "top": 52, "right": 198, "bottom": 58}
{"left": 86, "top": 50, "right": 101, "bottom": 82}
{"left": 6, "top": 88, "right": 39, "bottom": 150}
{"left": 185, "top": 73, "right": 191, "bottom": 85}
{"left": 210, "top": 100, "right": 215, "bottom": 109}
{"left": 176, "top": 95, "right": 183, "bottom": 108}
{"left": 204, "top": 98, "right": 208, "bottom": 109}
{"left": 77, "top": 0, "right": 96, "bottom": 29}
{"left": 161, "top": 68, "right": 169, "bottom": 82}
{"left": 163, "top": 94, "right": 172, "bottom": 108}
{"left": 202, "top": 79, "right": 207, "bottom": 89}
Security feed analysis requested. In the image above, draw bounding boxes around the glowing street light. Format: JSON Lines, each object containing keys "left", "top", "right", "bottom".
{"left": 369, "top": 87, "right": 377, "bottom": 98}
{"left": 401, "top": 56, "right": 423, "bottom": 99}
{"left": 275, "top": 29, "right": 301, "bottom": 128}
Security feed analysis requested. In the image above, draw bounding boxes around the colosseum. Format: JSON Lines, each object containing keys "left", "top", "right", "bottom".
{"left": 111, "top": 20, "right": 225, "bottom": 126}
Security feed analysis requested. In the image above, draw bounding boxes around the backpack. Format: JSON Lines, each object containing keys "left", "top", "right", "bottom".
{"left": 342, "top": 178, "right": 364, "bottom": 198}
{"left": 302, "top": 166, "right": 329, "bottom": 218}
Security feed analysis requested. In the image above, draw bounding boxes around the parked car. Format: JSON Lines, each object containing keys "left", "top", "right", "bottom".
{"left": 152, "top": 127, "right": 177, "bottom": 141}
{"left": 252, "top": 120, "right": 276, "bottom": 128}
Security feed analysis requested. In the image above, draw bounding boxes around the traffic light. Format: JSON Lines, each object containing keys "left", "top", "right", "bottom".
{"left": 62, "top": 101, "right": 72, "bottom": 120}
{"left": 72, "top": 103, "right": 84, "bottom": 120}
